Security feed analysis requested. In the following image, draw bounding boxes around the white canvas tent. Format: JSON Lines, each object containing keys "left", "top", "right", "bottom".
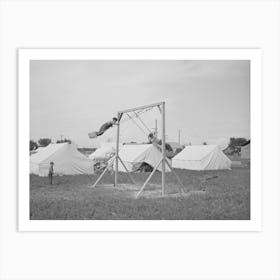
{"left": 172, "top": 145, "right": 231, "bottom": 170}
{"left": 88, "top": 142, "right": 116, "bottom": 161}
{"left": 30, "top": 143, "right": 93, "bottom": 176}
{"left": 113, "top": 144, "right": 171, "bottom": 172}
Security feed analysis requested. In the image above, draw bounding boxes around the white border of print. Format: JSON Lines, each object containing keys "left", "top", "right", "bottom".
{"left": 18, "top": 48, "right": 262, "bottom": 232}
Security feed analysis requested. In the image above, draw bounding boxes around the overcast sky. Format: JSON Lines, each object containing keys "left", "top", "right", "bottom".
{"left": 30, "top": 60, "right": 250, "bottom": 148}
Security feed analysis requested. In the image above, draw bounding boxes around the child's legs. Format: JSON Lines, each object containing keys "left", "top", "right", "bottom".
{"left": 48, "top": 173, "right": 52, "bottom": 184}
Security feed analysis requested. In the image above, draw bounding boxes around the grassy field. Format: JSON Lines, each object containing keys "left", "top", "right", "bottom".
{"left": 30, "top": 163, "right": 250, "bottom": 220}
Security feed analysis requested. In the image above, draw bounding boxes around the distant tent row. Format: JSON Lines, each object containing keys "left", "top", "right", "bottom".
{"left": 89, "top": 143, "right": 172, "bottom": 172}
{"left": 30, "top": 142, "right": 232, "bottom": 176}
{"left": 113, "top": 144, "right": 171, "bottom": 172}
{"left": 101, "top": 143, "right": 230, "bottom": 171}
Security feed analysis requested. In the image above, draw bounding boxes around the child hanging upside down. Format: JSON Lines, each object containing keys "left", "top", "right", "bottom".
{"left": 88, "top": 117, "right": 118, "bottom": 139}
{"left": 148, "top": 132, "right": 173, "bottom": 158}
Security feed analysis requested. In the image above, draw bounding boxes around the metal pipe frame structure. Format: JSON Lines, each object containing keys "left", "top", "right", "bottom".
{"left": 90, "top": 101, "right": 185, "bottom": 198}
{"left": 115, "top": 101, "right": 167, "bottom": 196}
{"left": 117, "top": 101, "right": 164, "bottom": 115}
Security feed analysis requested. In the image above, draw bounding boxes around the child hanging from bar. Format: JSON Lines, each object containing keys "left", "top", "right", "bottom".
{"left": 148, "top": 132, "right": 173, "bottom": 158}
{"left": 88, "top": 117, "right": 118, "bottom": 139}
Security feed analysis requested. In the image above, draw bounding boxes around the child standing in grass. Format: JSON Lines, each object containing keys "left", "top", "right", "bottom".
{"left": 48, "top": 162, "right": 54, "bottom": 184}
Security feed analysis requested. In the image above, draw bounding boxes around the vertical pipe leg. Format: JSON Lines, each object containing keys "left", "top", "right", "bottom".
{"left": 118, "top": 155, "right": 137, "bottom": 185}
{"left": 161, "top": 102, "right": 166, "bottom": 196}
{"left": 115, "top": 113, "right": 121, "bottom": 187}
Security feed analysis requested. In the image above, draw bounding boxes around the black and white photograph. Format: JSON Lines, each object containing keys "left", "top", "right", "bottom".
{"left": 28, "top": 57, "right": 251, "bottom": 221}
{"left": 2, "top": 1, "right": 279, "bottom": 280}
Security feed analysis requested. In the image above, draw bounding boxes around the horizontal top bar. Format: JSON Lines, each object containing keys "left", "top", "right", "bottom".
{"left": 118, "top": 101, "right": 164, "bottom": 114}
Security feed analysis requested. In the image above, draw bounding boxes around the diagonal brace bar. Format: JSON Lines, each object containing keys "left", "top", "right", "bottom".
{"left": 164, "top": 159, "right": 186, "bottom": 194}
{"left": 117, "top": 155, "right": 138, "bottom": 185}
{"left": 136, "top": 159, "right": 163, "bottom": 198}
{"left": 90, "top": 156, "right": 115, "bottom": 188}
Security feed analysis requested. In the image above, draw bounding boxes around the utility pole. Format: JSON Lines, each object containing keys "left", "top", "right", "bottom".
{"left": 178, "top": 129, "right": 181, "bottom": 144}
